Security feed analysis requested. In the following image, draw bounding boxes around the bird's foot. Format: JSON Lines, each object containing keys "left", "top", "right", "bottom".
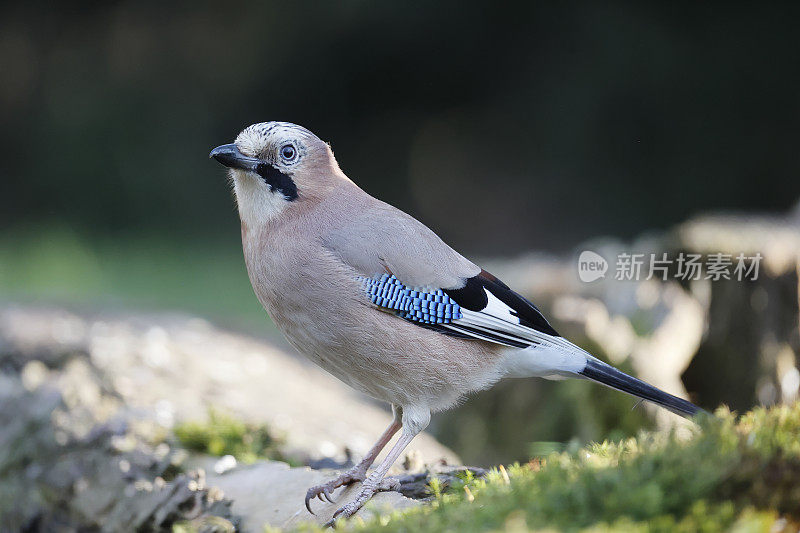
{"left": 323, "top": 475, "right": 401, "bottom": 528}
{"left": 305, "top": 466, "right": 371, "bottom": 514}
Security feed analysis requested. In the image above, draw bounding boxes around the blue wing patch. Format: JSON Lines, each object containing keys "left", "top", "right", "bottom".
{"left": 358, "top": 271, "right": 558, "bottom": 349}
{"left": 359, "top": 274, "right": 462, "bottom": 325}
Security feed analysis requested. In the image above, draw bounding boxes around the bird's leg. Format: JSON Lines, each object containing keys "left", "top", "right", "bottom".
{"left": 326, "top": 405, "right": 430, "bottom": 526}
{"left": 305, "top": 406, "right": 402, "bottom": 513}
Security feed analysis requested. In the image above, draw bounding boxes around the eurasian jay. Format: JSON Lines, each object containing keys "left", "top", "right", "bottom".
{"left": 209, "top": 122, "right": 702, "bottom": 523}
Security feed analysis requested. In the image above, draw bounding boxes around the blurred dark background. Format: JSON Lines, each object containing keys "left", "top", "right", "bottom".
{"left": 2, "top": 2, "right": 800, "bottom": 466}
{"left": 2, "top": 2, "right": 799, "bottom": 253}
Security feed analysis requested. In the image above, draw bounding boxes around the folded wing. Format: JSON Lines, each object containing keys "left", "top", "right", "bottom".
{"left": 359, "top": 269, "right": 568, "bottom": 351}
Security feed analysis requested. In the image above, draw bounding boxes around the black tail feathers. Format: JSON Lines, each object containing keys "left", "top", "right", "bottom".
{"left": 579, "top": 359, "right": 705, "bottom": 419}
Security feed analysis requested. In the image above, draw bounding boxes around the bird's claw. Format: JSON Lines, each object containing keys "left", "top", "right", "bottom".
{"left": 321, "top": 476, "right": 402, "bottom": 527}
{"left": 305, "top": 471, "right": 365, "bottom": 515}
{"left": 323, "top": 505, "right": 352, "bottom": 528}
{"left": 323, "top": 492, "right": 369, "bottom": 527}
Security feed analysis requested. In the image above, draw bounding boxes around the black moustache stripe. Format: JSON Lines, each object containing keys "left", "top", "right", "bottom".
{"left": 256, "top": 162, "right": 298, "bottom": 201}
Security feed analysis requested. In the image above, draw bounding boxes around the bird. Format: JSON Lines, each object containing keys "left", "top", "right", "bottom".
{"left": 209, "top": 121, "right": 703, "bottom": 525}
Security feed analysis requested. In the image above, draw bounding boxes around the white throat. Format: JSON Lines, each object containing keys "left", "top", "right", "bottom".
{"left": 231, "top": 171, "right": 289, "bottom": 230}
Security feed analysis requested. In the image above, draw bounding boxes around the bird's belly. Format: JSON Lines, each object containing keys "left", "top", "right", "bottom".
{"left": 266, "top": 299, "right": 505, "bottom": 411}
{"left": 275, "top": 312, "right": 404, "bottom": 403}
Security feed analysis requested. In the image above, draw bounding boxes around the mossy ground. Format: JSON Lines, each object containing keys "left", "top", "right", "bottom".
{"left": 174, "top": 409, "right": 287, "bottom": 464}
{"left": 300, "top": 404, "right": 800, "bottom": 532}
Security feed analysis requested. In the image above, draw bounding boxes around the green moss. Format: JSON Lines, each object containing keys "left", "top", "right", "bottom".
{"left": 174, "top": 409, "right": 285, "bottom": 464}
{"left": 315, "top": 404, "right": 800, "bottom": 532}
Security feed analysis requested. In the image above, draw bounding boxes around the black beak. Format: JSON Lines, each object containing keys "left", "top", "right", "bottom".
{"left": 209, "top": 143, "right": 260, "bottom": 172}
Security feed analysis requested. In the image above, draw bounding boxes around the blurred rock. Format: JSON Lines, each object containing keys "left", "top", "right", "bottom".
{"left": 0, "top": 358, "right": 236, "bottom": 531}
{"left": 0, "top": 305, "right": 464, "bottom": 531}
{"left": 676, "top": 212, "right": 800, "bottom": 411}
{"left": 0, "top": 305, "right": 459, "bottom": 465}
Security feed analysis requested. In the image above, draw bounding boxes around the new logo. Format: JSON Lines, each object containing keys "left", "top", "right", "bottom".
{"left": 578, "top": 250, "right": 608, "bottom": 282}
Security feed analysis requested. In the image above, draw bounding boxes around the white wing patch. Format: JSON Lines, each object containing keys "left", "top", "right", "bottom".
{"left": 482, "top": 289, "right": 519, "bottom": 323}
{"left": 443, "top": 288, "right": 593, "bottom": 358}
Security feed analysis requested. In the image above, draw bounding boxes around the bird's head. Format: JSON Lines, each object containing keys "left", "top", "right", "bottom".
{"left": 210, "top": 121, "right": 345, "bottom": 229}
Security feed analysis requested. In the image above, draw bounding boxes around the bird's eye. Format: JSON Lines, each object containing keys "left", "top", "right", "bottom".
{"left": 280, "top": 144, "right": 296, "bottom": 161}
